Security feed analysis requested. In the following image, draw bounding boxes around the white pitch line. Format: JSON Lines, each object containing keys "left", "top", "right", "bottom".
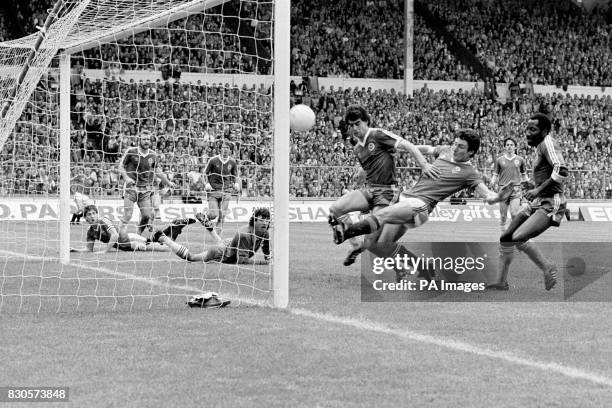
{"left": 290, "top": 308, "right": 612, "bottom": 388}
{"left": 3, "top": 250, "right": 612, "bottom": 388}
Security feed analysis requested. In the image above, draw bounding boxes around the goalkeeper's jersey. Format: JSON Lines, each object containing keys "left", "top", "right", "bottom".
{"left": 221, "top": 225, "right": 270, "bottom": 263}
{"left": 121, "top": 147, "right": 158, "bottom": 189}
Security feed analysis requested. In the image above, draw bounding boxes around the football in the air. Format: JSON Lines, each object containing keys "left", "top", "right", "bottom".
{"left": 290, "top": 104, "right": 316, "bottom": 132}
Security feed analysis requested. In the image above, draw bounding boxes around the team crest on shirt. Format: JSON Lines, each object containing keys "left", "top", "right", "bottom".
{"left": 367, "top": 143, "right": 375, "bottom": 152}
{"left": 452, "top": 166, "right": 461, "bottom": 174}
{"left": 148, "top": 157, "right": 155, "bottom": 167}
{"left": 514, "top": 159, "right": 520, "bottom": 167}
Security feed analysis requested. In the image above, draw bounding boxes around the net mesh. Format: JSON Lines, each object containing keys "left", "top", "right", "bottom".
{"left": 0, "top": 0, "right": 275, "bottom": 313}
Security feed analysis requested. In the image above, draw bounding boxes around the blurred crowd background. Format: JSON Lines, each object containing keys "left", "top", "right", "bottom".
{"left": 1, "top": 0, "right": 612, "bottom": 200}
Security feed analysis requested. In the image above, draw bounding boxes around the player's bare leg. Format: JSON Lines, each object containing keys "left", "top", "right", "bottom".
{"left": 207, "top": 195, "right": 220, "bottom": 228}
{"left": 499, "top": 200, "right": 509, "bottom": 232}
{"left": 511, "top": 211, "right": 557, "bottom": 290}
{"left": 217, "top": 196, "right": 231, "bottom": 231}
{"left": 333, "top": 201, "right": 418, "bottom": 243}
{"left": 121, "top": 195, "right": 136, "bottom": 231}
{"left": 493, "top": 211, "right": 556, "bottom": 290}
{"left": 328, "top": 190, "right": 370, "bottom": 251}
{"left": 128, "top": 233, "right": 171, "bottom": 252}
{"left": 155, "top": 233, "right": 208, "bottom": 262}
{"left": 340, "top": 213, "right": 368, "bottom": 266}
{"left": 137, "top": 194, "right": 154, "bottom": 234}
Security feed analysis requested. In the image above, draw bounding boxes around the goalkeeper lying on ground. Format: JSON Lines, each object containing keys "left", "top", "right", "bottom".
{"left": 71, "top": 204, "right": 193, "bottom": 253}
{"left": 152, "top": 207, "right": 271, "bottom": 264}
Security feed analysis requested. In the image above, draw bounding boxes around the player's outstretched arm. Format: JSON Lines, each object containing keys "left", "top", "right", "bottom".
{"left": 396, "top": 140, "right": 440, "bottom": 179}
{"left": 475, "top": 182, "right": 514, "bottom": 205}
{"left": 70, "top": 240, "right": 96, "bottom": 253}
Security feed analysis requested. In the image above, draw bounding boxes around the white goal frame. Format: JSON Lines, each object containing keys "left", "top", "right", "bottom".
{"left": 50, "top": 0, "right": 289, "bottom": 308}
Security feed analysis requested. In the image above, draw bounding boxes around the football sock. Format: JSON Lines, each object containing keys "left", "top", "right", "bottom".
{"left": 164, "top": 218, "right": 196, "bottom": 240}
{"left": 338, "top": 214, "right": 362, "bottom": 250}
{"left": 517, "top": 241, "right": 549, "bottom": 272}
{"left": 176, "top": 245, "right": 190, "bottom": 261}
{"left": 498, "top": 243, "right": 515, "bottom": 283}
{"left": 344, "top": 216, "right": 380, "bottom": 241}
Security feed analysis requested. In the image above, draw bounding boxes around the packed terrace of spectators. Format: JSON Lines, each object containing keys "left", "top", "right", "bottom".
{"left": 0, "top": 0, "right": 611, "bottom": 199}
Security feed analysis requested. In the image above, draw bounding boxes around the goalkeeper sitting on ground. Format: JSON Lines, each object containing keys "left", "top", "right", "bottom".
{"left": 152, "top": 207, "right": 271, "bottom": 264}
{"left": 71, "top": 205, "right": 194, "bottom": 253}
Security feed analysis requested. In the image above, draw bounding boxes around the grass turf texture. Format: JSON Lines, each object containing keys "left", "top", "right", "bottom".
{"left": 1, "top": 221, "right": 612, "bottom": 407}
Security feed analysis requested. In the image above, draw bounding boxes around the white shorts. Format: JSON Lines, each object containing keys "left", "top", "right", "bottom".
{"left": 398, "top": 196, "right": 430, "bottom": 227}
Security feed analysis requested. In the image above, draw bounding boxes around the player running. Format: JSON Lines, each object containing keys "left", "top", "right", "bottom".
{"left": 328, "top": 105, "right": 440, "bottom": 266}
{"left": 70, "top": 205, "right": 173, "bottom": 253}
{"left": 153, "top": 207, "right": 271, "bottom": 265}
{"left": 331, "top": 129, "right": 514, "bottom": 276}
{"left": 203, "top": 140, "right": 240, "bottom": 231}
{"left": 118, "top": 130, "right": 175, "bottom": 235}
{"left": 491, "top": 137, "right": 528, "bottom": 231}
{"left": 488, "top": 113, "right": 568, "bottom": 291}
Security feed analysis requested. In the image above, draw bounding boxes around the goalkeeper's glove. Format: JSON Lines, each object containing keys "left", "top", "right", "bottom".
{"left": 204, "top": 183, "right": 212, "bottom": 191}
{"left": 234, "top": 182, "right": 241, "bottom": 191}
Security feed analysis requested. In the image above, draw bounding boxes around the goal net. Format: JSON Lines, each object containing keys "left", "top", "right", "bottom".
{"left": 0, "top": 0, "right": 289, "bottom": 313}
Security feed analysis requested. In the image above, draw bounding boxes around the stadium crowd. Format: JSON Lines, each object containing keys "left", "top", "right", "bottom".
{"left": 3, "top": 0, "right": 612, "bottom": 86}
{"left": 2, "top": 76, "right": 612, "bottom": 200}
{"left": 1, "top": 0, "right": 612, "bottom": 200}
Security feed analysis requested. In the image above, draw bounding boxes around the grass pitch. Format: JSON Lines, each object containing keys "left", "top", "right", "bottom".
{"left": 1, "top": 220, "right": 611, "bottom": 407}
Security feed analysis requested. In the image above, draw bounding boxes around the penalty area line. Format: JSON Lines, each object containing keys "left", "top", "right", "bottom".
{"left": 290, "top": 308, "right": 612, "bottom": 388}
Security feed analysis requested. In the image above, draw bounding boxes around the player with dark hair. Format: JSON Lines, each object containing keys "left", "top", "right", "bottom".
{"left": 328, "top": 105, "right": 440, "bottom": 266}
{"left": 332, "top": 130, "right": 514, "bottom": 274}
{"left": 487, "top": 113, "right": 568, "bottom": 291}
{"left": 491, "top": 137, "right": 528, "bottom": 231}
{"left": 153, "top": 208, "right": 271, "bottom": 265}
{"left": 118, "top": 130, "right": 175, "bottom": 235}
{"left": 203, "top": 140, "right": 240, "bottom": 231}
{"left": 70, "top": 205, "right": 174, "bottom": 253}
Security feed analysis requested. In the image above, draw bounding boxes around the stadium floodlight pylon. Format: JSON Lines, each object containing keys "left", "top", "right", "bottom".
{"left": 0, "top": 0, "right": 289, "bottom": 311}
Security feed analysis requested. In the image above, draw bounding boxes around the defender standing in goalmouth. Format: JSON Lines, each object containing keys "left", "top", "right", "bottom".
{"left": 118, "top": 130, "right": 175, "bottom": 235}
{"left": 204, "top": 140, "right": 240, "bottom": 231}
{"left": 488, "top": 113, "right": 568, "bottom": 291}
{"left": 491, "top": 137, "right": 528, "bottom": 231}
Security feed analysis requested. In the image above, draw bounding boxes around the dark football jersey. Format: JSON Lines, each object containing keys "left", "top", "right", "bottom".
{"left": 533, "top": 135, "right": 567, "bottom": 197}
{"left": 405, "top": 146, "right": 483, "bottom": 211}
{"left": 353, "top": 128, "right": 403, "bottom": 186}
{"left": 121, "top": 147, "right": 157, "bottom": 188}
{"left": 494, "top": 154, "right": 526, "bottom": 186}
{"left": 222, "top": 226, "right": 270, "bottom": 263}
{"left": 205, "top": 155, "right": 238, "bottom": 191}
{"left": 86, "top": 216, "right": 117, "bottom": 243}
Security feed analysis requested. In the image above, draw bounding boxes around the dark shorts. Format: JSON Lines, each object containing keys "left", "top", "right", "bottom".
{"left": 520, "top": 194, "right": 567, "bottom": 227}
{"left": 359, "top": 185, "right": 400, "bottom": 208}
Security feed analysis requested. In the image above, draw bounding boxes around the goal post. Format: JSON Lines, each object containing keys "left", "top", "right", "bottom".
{"left": 0, "top": 0, "right": 290, "bottom": 312}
